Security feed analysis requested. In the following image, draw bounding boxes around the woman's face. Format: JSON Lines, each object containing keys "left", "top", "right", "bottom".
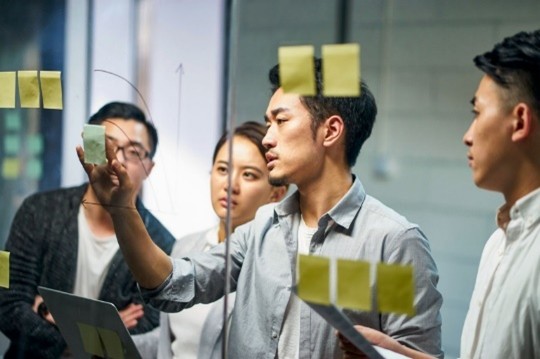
{"left": 211, "top": 135, "right": 280, "bottom": 229}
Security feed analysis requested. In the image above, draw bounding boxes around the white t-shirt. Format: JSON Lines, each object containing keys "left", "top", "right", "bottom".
{"left": 73, "top": 206, "right": 119, "bottom": 299}
{"left": 277, "top": 217, "right": 317, "bottom": 358}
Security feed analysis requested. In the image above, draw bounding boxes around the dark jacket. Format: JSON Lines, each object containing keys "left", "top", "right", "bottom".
{"left": 0, "top": 184, "right": 175, "bottom": 358}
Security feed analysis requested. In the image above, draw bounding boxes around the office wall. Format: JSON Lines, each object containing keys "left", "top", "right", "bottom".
{"left": 232, "top": 1, "right": 540, "bottom": 357}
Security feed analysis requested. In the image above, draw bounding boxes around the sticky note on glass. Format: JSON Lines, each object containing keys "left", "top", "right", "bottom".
{"left": 297, "top": 254, "right": 330, "bottom": 305}
{"left": 4, "top": 135, "right": 21, "bottom": 155}
{"left": 40, "top": 71, "right": 63, "bottom": 110}
{"left": 18, "top": 71, "right": 40, "bottom": 108}
{"left": 97, "top": 328, "right": 125, "bottom": 359}
{"left": 2, "top": 158, "right": 20, "bottom": 179}
{"left": 83, "top": 124, "right": 106, "bottom": 164}
{"left": 0, "top": 72, "right": 16, "bottom": 108}
{"left": 322, "top": 43, "right": 360, "bottom": 97}
{"left": 26, "top": 158, "right": 43, "bottom": 180}
{"left": 5, "top": 112, "right": 22, "bottom": 131}
{"left": 0, "top": 251, "right": 9, "bottom": 288}
{"left": 77, "top": 322, "right": 105, "bottom": 357}
{"left": 336, "top": 259, "right": 371, "bottom": 311}
{"left": 376, "top": 263, "right": 415, "bottom": 316}
{"left": 26, "top": 134, "right": 44, "bottom": 155}
{"left": 278, "top": 45, "right": 316, "bottom": 95}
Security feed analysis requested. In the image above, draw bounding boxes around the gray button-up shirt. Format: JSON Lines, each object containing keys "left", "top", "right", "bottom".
{"left": 141, "top": 178, "right": 443, "bottom": 358}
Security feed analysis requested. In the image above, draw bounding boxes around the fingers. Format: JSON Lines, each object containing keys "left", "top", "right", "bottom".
{"left": 32, "top": 295, "right": 44, "bottom": 313}
{"left": 119, "top": 303, "right": 144, "bottom": 329}
{"left": 76, "top": 145, "right": 95, "bottom": 178}
{"left": 105, "top": 137, "right": 119, "bottom": 164}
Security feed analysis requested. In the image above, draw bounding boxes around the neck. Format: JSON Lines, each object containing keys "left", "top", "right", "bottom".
{"left": 218, "top": 220, "right": 235, "bottom": 243}
{"left": 298, "top": 167, "right": 352, "bottom": 227}
{"left": 83, "top": 186, "right": 115, "bottom": 236}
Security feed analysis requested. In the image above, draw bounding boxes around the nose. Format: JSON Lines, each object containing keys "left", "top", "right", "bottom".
{"left": 262, "top": 126, "right": 276, "bottom": 150}
{"left": 225, "top": 171, "right": 240, "bottom": 195}
{"left": 115, "top": 147, "right": 128, "bottom": 164}
{"left": 463, "top": 121, "right": 474, "bottom": 147}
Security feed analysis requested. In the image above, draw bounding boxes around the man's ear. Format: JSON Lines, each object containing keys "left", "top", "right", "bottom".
{"left": 322, "top": 115, "right": 345, "bottom": 148}
{"left": 144, "top": 160, "right": 155, "bottom": 178}
{"left": 269, "top": 185, "right": 288, "bottom": 202}
{"left": 512, "top": 102, "right": 535, "bottom": 142}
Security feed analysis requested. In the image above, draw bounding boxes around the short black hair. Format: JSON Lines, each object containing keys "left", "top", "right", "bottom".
{"left": 212, "top": 121, "right": 267, "bottom": 164}
{"left": 474, "top": 29, "right": 540, "bottom": 115}
{"left": 268, "top": 58, "right": 377, "bottom": 167}
{"left": 88, "top": 102, "right": 159, "bottom": 158}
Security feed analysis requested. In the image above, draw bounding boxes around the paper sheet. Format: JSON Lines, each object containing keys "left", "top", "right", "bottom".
{"left": 278, "top": 45, "right": 316, "bottom": 95}
{"left": 18, "top": 71, "right": 40, "bottom": 108}
{"left": 322, "top": 43, "right": 361, "bottom": 96}
{"left": 83, "top": 124, "right": 106, "bottom": 165}
{"left": 0, "top": 72, "right": 16, "bottom": 108}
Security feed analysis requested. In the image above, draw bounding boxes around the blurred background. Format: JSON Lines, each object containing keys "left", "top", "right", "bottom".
{"left": 1, "top": 0, "right": 539, "bottom": 357}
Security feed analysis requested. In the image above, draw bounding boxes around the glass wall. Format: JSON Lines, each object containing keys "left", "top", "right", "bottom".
{"left": 0, "top": 0, "right": 66, "bottom": 249}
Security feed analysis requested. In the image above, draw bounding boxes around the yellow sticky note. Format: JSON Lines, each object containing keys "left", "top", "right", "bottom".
{"left": 83, "top": 124, "right": 106, "bottom": 165}
{"left": 0, "top": 72, "right": 16, "bottom": 108}
{"left": 2, "top": 158, "right": 20, "bottom": 179}
{"left": 77, "top": 322, "right": 105, "bottom": 357}
{"left": 0, "top": 251, "right": 9, "bottom": 288}
{"left": 18, "top": 71, "right": 40, "bottom": 108}
{"left": 40, "top": 71, "right": 63, "bottom": 110}
{"left": 376, "top": 263, "right": 415, "bottom": 316}
{"left": 297, "top": 254, "right": 330, "bottom": 305}
{"left": 97, "top": 328, "right": 125, "bottom": 359}
{"left": 336, "top": 259, "right": 371, "bottom": 311}
{"left": 322, "top": 43, "right": 360, "bottom": 97}
{"left": 278, "top": 45, "right": 316, "bottom": 95}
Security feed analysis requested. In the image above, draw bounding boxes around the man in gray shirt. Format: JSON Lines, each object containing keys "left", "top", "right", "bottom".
{"left": 78, "top": 59, "right": 443, "bottom": 358}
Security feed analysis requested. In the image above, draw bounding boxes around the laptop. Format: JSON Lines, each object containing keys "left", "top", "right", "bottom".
{"left": 38, "top": 286, "right": 142, "bottom": 359}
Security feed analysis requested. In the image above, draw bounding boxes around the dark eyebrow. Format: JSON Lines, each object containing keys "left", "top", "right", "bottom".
{"left": 106, "top": 135, "right": 147, "bottom": 150}
{"left": 264, "top": 107, "right": 290, "bottom": 122}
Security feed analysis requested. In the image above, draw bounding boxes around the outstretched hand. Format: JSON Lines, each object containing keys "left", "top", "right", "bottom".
{"left": 338, "top": 325, "right": 434, "bottom": 359}
{"left": 76, "top": 139, "right": 137, "bottom": 213}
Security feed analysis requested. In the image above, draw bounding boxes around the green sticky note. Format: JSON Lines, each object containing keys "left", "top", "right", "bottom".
{"left": 297, "top": 254, "right": 330, "bottom": 305}
{"left": 97, "top": 327, "right": 125, "bottom": 359}
{"left": 26, "top": 158, "right": 42, "bottom": 180}
{"left": 0, "top": 72, "right": 16, "bottom": 108}
{"left": 278, "top": 45, "right": 316, "bottom": 95}
{"left": 5, "top": 112, "right": 22, "bottom": 131}
{"left": 376, "top": 263, "right": 415, "bottom": 316}
{"left": 336, "top": 258, "right": 371, "bottom": 311}
{"left": 77, "top": 322, "right": 105, "bottom": 357}
{"left": 0, "top": 251, "right": 9, "bottom": 288}
{"left": 18, "top": 71, "right": 40, "bottom": 108}
{"left": 40, "top": 71, "right": 63, "bottom": 110}
{"left": 2, "top": 158, "right": 20, "bottom": 179}
{"left": 83, "top": 124, "right": 106, "bottom": 165}
{"left": 4, "top": 135, "right": 21, "bottom": 155}
{"left": 322, "top": 43, "right": 360, "bottom": 97}
{"left": 26, "top": 134, "right": 44, "bottom": 155}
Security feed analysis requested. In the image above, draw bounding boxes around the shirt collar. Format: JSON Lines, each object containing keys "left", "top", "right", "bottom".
{"left": 496, "top": 187, "right": 540, "bottom": 231}
{"left": 273, "top": 175, "right": 366, "bottom": 230}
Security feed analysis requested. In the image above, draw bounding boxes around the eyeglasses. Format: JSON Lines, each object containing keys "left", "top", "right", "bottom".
{"left": 114, "top": 144, "right": 151, "bottom": 162}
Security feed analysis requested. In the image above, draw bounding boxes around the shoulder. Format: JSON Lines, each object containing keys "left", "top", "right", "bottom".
{"left": 360, "top": 195, "right": 419, "bottom": 232}
{"left": 16, "top": 184, "right": 85, "bottom": 217}
{"left": 173, "top": 227, "right": 216, "bottom": 257}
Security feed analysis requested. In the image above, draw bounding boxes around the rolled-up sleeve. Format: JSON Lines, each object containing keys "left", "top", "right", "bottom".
{"left": 139, "top": 257, "right": 196, "bottom": 312}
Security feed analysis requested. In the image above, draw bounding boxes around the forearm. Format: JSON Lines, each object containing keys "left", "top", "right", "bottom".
{"left": 111, "top": 209, "right": 172, "bottom": 289}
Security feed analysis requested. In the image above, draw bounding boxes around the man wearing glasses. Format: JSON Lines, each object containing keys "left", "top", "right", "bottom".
{"left": 0, "top": 102, "right": 175, "bottom": 358}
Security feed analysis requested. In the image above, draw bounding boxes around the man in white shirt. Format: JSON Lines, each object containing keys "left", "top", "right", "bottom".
{"left": 339, "top": 29, "right": 540, "bottom": 359}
